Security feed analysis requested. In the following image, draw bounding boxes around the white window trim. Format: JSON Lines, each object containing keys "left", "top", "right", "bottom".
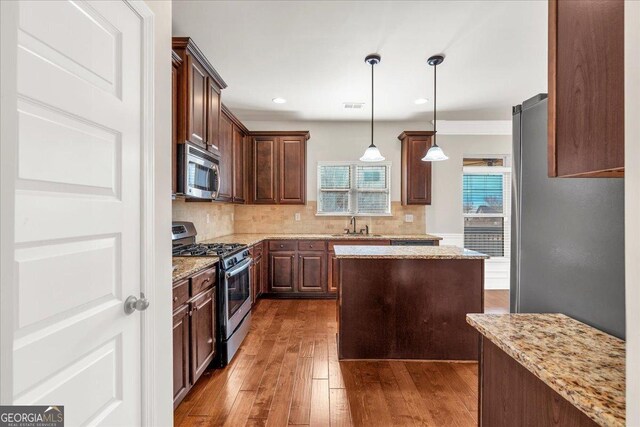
{"left": 462, "top": 159, "right": 512, "bottom": 259}
{"left": 316, "top": 160, "right": 392, "bottom": 217}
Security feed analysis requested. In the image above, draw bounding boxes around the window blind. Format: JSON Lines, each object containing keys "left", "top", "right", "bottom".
{"left": 317, "top": 162, "right": 391, "bottom": 215}
{"left": 463, "top": 170, "right": 511, "bottom": 258}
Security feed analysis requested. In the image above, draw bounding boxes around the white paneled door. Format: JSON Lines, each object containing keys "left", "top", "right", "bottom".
{"left": 3, "top": 1, "right": 152, "bottom": 425}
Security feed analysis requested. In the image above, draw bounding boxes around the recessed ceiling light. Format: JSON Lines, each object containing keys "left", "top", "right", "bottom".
{"left": 414, "top": 98, "right": 429, "bottom": 105}
{"left": 272, "top": 97, "right": 287, "bottom": 104}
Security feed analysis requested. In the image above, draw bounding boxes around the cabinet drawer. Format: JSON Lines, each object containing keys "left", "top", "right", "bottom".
{"left": 269, "top": 240, "right": 297, "bottom": 251}
{"left": 298, "top": 240, "right": 326, "bottom": 251}
{"left": 328, "top": 240, "right": 390, "bottom": 251}
{"left": 172, "top": 279, "right": 189, "bottom": 310}
{"left": 191, "top": 266, "right": 216, "bottom": 296}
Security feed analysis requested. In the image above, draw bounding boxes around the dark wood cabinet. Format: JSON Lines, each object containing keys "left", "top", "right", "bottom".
{"left": 172, "top": 304, "right": 190, "bottom": 408}
{"left": 171, "top": 51, "right": 182, "bottom": 195}
{"left": 207, "top": 78, "right": 221, "bottom": 154}
{"left": 173, "top": 38, "right": 227, "bottom": 152}
{"left": 298, "top": 252, "right": 327, "bottom": 293}
{"left": 249, "top": 242, "right": 263, "bottom": 305}
{"left": 328, "top": 252, "right": 339, "bottom": 294}
{"left": 398, "top": 131, "right": 434, "bottom": 205}
{"left": 190, "top": 288, "right": 216, "bottom": 381}
{"left": 218, "top": 112, "right": 234, "bottom": 201}
{"left": 548, "top": 0, "right": 624, "bottom": 178}
{"left": 269, "top": 252, "right": 297, "bottom": 293}
{"left": 481, "top": 338, "right": 597, "bottom": 426}
{"left": 172, "top": 265, "right": 217, "bottom": 408}
{"left": 278, "top": 135, "right": 306, "bottom": 204}
{"left": 232, "top": 127, "right": 245, "bottom": 203}
{"left": 250, "top": 132, "right": 309, "bottom": 205}
{"left": 251, "top": 135, "right": 278, "bottom": 204}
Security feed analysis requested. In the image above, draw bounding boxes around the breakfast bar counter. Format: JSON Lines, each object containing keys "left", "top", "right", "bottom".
{"left": 335, "top": 245, "right": 488, "bottom": 360}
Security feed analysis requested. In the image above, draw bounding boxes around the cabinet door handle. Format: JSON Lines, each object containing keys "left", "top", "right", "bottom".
{"left": 173, "top": 296, "right": 178, "bottom": 302}
{"left": 207, "top": 338, "right": 213, "bottom": 344}
{"left": 280, "top": 244, "right": 284, "bottom": 248}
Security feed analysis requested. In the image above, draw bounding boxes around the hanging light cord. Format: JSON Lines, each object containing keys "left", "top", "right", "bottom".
{"left": 433, "top": 62, "right": 438, "bottom": 147}
{"left": 370, "top": 60, "right": 375, "bottom": 148}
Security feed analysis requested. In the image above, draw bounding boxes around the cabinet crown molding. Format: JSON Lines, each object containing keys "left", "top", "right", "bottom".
{"left": 397, "top": 131, "right": 435, "bottom": 140}
{"left": 172, "top": 37, "right": 228, "bottom": 89}
{"left": 250, "top": 131, "right": 311, "bottom": 141}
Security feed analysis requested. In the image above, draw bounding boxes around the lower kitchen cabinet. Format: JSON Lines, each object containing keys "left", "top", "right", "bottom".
{"left": 265, "top": 239, "right": 392, "bottom": 298}
{"left": 249, "top": 242, "right": 264, "bottom": 304}
{"left": 190, "top": 288, "right": 216, "bottom": 381}
{"left": 298, "top": 252, "right": 327, "bottom": 293}
{"left": 172, "top": 266, "right": 217, "bottom": 408}
{"left": 268, "top": 251, "right": 297, "bottom": 293}
{"left": 172, "top": 304, "right": 190, "bottom": 406}
{"left": 328, "top": 252, "right": 339, "bottom": 293}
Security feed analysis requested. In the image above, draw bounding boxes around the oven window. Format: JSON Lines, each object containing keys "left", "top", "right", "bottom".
{"left": 227, "top": 266, "right": 250, "bottom": 320}
{"left": 188, "top": 162, "right": 216, "bottom": 191}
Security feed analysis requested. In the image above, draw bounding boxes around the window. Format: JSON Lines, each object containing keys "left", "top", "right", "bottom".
{"left": 317, "top": 162, "right": 391, "bottom": 216}
{"left": 463, "top": 157, "right": 510, "bottom": 257}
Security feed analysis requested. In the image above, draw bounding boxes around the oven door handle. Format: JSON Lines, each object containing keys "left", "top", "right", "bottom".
{"left": 225, "top": 257, "right": 252, "bottom": 279}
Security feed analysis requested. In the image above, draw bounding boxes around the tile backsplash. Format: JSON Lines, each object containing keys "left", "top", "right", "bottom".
{"left": 233, "top": 202, "right": 425, "bottom": 234}
{"left": 173, "top": 201, "right": 426, "bottom": 238}
{"left": 172, "top": 200, "right": 235, "bottom": 242}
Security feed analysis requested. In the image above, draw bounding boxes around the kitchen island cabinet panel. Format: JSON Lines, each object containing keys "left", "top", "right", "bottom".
{"left": 336, "top": 246, "right": 486, "bottom": 360}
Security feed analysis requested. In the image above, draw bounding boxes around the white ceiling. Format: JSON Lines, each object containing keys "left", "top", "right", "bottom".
{"left": 172, "top": 1, "right": 547, "bottom": 122}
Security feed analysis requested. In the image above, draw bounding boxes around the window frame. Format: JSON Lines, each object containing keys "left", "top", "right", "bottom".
{"left": 316, "top": 160, "right": 392, "bottom": 217}
{"left": 462, "top": 157, "right": 511, "bottom": 259}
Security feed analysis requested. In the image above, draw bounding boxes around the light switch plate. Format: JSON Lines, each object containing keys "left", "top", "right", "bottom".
{"left": 405, "top": 214, "right": 414, "bottom": 223}
{"left": 294, "top": 213, "right": 301, "bottom": 221}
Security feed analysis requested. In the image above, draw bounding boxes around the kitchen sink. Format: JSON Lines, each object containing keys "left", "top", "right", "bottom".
{"left": 331, "top": 234, "right": 383, "bottom": 237}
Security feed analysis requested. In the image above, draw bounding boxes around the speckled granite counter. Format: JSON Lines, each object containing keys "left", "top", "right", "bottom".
{"left": 334, "top": 244, "right": 488, "bottom": 259}
{"left": 467, "top": 313, "right": 625, "bottom": 427}
{"left": 172, "top": 256, "right": 218, "bottom": 282}
{"left": 201, "top": 233, "right": 442, "bottom": 247}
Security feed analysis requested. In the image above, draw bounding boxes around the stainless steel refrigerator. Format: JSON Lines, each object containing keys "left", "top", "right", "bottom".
{"left": 511, "top": 94, "right": 625, "bottom": 338}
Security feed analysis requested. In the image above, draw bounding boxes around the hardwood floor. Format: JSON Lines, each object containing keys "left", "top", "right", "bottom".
{"left": 175, "top": 292, "right": 509, "bottom": 427}
{"left": 484, "top": 290, "right": 510, "bottom": 314}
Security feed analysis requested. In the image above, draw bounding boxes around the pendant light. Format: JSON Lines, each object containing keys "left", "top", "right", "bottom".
{"left": 360, "top": 54, "right": 385, "bottom": 162}
{"left": 422, "top": 55, "right": 449, "bottom": 162}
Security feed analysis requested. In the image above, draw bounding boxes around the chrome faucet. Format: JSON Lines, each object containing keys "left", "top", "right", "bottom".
{"left": 344, "top": 216, "right": 370, "bottom": 235}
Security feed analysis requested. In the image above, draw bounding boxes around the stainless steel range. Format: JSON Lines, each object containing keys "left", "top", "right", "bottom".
{"left": 172, "top": 221, "right": 252, "bottom": 366}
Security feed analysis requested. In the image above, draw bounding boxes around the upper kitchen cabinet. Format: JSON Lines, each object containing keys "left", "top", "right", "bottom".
{"left": 218, "top": 110, "right": 234, "bottom": 202}
{"left": 250, "top": 132, "right": 310, "bottom": 205}
{"left": 398, "top": 131, "right": 434, "bottom": 205}
{"left": 171, "top": 51, "right": 183, "bottom": 195}
{"left": 548, "top": 0, "right": 624, "bottom": 178}
{"left": 222, "top": 104, "right": 249, "bottom": 204}
{"left": 172, "top": 37, "right": 227, "bottom": 156}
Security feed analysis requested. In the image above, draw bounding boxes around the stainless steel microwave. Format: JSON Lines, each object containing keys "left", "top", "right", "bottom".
{"left": 177, "top": 143, "right": 220, "bottom": 200}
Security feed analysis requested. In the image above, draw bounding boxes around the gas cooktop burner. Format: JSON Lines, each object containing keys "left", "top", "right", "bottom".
{"left": 172, "top": 242, "right": 245, "bottom": 258}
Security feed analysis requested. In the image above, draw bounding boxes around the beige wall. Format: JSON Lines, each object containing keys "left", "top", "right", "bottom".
{"left": 427, "top": 134, "right": 512, "bottom": 234}
{"left": 172, "top": 200, "right": 235, "bottom": 242}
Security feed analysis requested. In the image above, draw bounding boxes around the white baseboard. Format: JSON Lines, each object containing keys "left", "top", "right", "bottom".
{"left": 432, "top": 232, "right": 510, "bottom": 290}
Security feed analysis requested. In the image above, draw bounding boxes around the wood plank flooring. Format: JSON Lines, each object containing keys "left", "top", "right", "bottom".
{"left": 175, "top": 292, "right": 509, "bottom": 427}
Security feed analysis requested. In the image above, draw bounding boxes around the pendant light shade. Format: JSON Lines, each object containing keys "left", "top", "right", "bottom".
{"left": 360, "top": 54, "right": 385, "bottom": 162}
{"left": 360, "top": 144, "right": 385, "bottom": 162}
{"left": 421, "top": 54, "right": 448, "bottom": 162}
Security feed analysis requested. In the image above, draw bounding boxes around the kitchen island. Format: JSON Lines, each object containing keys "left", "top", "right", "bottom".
{"left": 335, "top": 245, "right": 488, "bottom": 360}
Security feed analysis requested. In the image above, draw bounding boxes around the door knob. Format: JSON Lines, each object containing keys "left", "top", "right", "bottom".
{"left": 124, "top": 293, "right": 150, "bottom": 314}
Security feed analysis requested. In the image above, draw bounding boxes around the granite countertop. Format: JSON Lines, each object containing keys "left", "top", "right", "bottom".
{"left": 201, "top": 233, "right": 443, "bottom": 247}
{"left": 466, "top": 313, "right": 625, "bottom": 427}
{"left": 333, "top": 244, "right": 489, "bottom": 259}
{"left": 172, "top": 256, "right": 219, "bottom": 282}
